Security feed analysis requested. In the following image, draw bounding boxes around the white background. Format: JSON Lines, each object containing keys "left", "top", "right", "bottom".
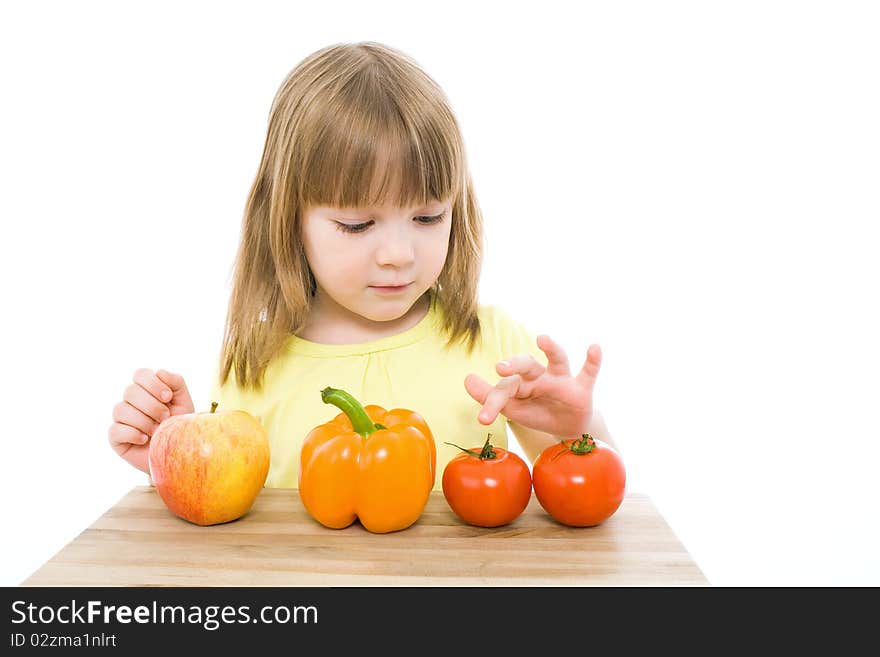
{"left": 2, "top": 0, "right": 878, "bottom": 586}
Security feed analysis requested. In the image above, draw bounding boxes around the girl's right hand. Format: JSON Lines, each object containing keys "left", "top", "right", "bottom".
{"left": 108, "top": 369, "right": 195, "bottom": 475}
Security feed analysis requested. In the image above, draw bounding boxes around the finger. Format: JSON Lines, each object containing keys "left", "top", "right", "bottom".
{"left": 464, "top": 373, "right": 493, "bottom": 405}
{"left": 464, "top": 373, "right": 514, "bottom": 423}
{"left": 112, "top": 401, "right": 161, "bottom": 437}
{"left": 536, "top": 335, "right": 571, "bottom": 376}
{"left": 156, "top": 369, "right": 195, "bottom": 413}
{"left": 576, "top": 343, "right": 602, "bottom": 387}
{"left": 108, "top": 423, "right": 149, "bottom": 451}
{"left": 133, "top": 368, "right": 173, "bottom": 403}
{"left": 123, "top": 383, "right": 170, "bottom": 424}
{"left": 496, "top": 354, "right": 545, "bottom": 381}
{"left": 478, "top": 375, "right": 521, "bottom": 425}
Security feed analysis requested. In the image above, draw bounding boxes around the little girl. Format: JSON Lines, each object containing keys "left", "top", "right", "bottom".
{"left": 108, "top": 41, "right": 615, "bottom": 490}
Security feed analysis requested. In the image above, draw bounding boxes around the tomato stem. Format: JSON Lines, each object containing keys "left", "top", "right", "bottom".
{"left": 551, "top": 433, "right": 597, "bottom": 461}
{"left": 445, "top": 433, "right": 498, "bottom": 460}
{"left": 320, "top": 387, "right": 380, "bottom": 437}
{"left": 571, "top": 433, "right": 597, "bottom": 454}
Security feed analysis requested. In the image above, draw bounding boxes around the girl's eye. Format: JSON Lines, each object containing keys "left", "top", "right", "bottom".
{"left": 334, "top": 212, "right": 445, "bottom": 234}
{"left": 414, "top": 212, "right": 446, "bottom": 225}
{"left": 335, "top": 220, "right": 373, "bottom": 234}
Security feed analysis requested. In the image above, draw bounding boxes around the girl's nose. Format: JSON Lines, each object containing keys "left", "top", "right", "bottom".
{"left": 375, "top": 233, "right": 415, "bottom": 267}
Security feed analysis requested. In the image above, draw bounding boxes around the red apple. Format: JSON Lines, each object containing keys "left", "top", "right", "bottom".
{"left": 148, "top": 402, "right": 270, "bottom": 526}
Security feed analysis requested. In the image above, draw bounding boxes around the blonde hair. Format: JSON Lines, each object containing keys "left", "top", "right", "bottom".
{"left": 219, "top": 41, "right": 484, "bottom": 389}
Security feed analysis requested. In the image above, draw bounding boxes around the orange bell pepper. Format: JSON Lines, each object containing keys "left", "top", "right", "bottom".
{"left": 298, "top": 387, "right": 436, "bottom": 534}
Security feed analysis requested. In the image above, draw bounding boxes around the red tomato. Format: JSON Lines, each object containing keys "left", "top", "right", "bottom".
{"left": 532, "top": 434, "right": 625, "bottom": 527}
{"left": 442, "top": 435, "right": 532, "bottom": 528}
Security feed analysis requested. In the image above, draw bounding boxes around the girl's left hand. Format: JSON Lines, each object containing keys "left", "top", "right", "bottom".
{"left": 464, "top": 335, "right": 601, "bottom": 438}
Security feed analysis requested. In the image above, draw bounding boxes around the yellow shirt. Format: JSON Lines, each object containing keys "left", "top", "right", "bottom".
{"left": 210, "top": 295, "right": 548, "bottom": 491}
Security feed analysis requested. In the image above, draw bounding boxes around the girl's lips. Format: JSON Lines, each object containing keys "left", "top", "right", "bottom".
{"left": 369, "top": 283, "right": 412, "bottom": 294}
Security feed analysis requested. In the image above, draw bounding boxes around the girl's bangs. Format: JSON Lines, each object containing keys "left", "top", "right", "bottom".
{"left": 298, "top": 99, "right": 461, "bottom": 211}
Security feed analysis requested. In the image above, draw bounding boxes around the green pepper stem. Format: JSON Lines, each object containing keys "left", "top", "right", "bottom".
{"left": 321, "top": 387, "right": 379, "bottom": 437}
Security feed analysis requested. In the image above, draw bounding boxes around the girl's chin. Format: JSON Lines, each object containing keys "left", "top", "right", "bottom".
{"left": 363, "top": 301, "right": 409, "bottom": 318}
{"left": 358, "top": 293, "right": 420, "bottom": 319}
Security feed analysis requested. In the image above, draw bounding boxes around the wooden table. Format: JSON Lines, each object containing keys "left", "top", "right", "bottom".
{"left": 23, "top": 486, "right": 707, "bottom": 586}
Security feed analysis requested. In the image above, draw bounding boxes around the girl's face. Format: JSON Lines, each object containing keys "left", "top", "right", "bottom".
{"left": 300, "top": 198, "right": 452, "bottom": 323}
